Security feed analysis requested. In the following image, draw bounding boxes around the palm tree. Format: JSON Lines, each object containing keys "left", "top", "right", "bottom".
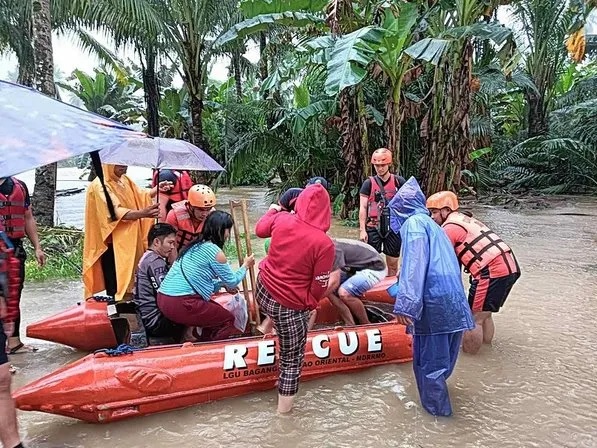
{"left": 31, "top": 0, "right": 57, "bottom": 227}
{"left": 511, "top": 0, "right": 588, "bottom": 137}
{"left": 0, "top": 0, "right": 34, "bottom": 85}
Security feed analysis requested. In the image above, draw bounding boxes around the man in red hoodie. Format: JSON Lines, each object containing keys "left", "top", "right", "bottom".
{"left": 255, "top": 184, "right": 335, "bottom": 414}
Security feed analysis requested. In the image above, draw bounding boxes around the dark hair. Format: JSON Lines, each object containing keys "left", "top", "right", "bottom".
{"left": 279, "top": 187, "right": 303, "bottom": 211}
{"left": 306, "top": 176, "right": 330, "bottom": 191}
{"left": 147, "top": 223, "right": 176, "bottom": 246}
{"left": 178, "top": 210, "right": 234, "bottom": 259}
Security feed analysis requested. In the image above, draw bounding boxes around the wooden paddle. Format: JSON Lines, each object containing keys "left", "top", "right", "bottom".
{"left": 229, "top": 199, "right": 261, "bottom": 327}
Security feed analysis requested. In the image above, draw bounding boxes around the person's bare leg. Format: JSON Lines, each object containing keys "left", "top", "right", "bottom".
{"left": 257, "top": 317, "right": 274, "bottom": 334}
{"left": 386, "top": 256, "right": 398, "bottom": 277}
{"left": 324, "top": 270, "right": 341, "bottom": 297}
{"left": 307, "top": 310, "right": 318, "bottom": 330}
{"left": 338, "top": 288, "right": 370, "bottom": 324}
{"left": 462, "top": 312, "right": 490, "bottom": 354}
{"left": 0, "top": 363, "right": 21, "bottom": 448}
{"left": 327, "top": 293, "right": 355, "bottom": 326}
{"left": 278, "top": 394, "right": 295, "bottom": 413}
{"left": 482, "top": 313, "right": 495, "bottom": 344}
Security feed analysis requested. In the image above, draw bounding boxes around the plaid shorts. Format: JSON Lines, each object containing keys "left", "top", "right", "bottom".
{"left": 256, "top": 277, "right": 310, "bottom": 396}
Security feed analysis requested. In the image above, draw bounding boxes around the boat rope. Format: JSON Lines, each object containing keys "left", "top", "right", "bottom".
{"left": 100, "top": 344, "right": 141, "bottom": 356}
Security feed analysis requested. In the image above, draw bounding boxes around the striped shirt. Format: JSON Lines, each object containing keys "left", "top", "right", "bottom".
{"left": 159, "top": 241, "right": 247, "bottom": 301}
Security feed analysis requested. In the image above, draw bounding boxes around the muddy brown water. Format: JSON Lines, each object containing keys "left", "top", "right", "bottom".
{"left": 7, "top": 183, "right": 597, "bottom": 448}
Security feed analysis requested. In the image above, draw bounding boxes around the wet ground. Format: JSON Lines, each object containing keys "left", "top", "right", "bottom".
{"left": 8, "top": 170, "right": 597, "bottom": 447}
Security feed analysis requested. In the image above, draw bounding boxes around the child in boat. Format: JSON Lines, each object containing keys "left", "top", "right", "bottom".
{"left": 157, "top": 211, "right": 255, "bottom": 341}
{"left": 255, "top": 184, "right": 335, "bottom": 413}
{"left": 328, "top": 238, "right": 387, "bottom": 325}
{"left": 133, "top": 223, "right": 182, "bottom": 340}
{"left": 387, "top": 177, "right": 474, "bottom": 417}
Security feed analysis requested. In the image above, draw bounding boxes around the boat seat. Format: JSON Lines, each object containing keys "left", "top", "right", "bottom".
{"left": 114, "top": 301, "right": 137, "bottom": 315}
{"left": 109, "top": 317, "right": 131, "bottom": 347}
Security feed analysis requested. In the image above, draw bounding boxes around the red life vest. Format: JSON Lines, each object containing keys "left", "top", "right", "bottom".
{"left": 443, "top": 212, "right": 512, "bottom": 277}
{"left": 0, "top": 231, "right": 22, "bottom": 323}
{"left": 0, "top": 178, "right": 26, "bottom": 239}
{"left": 152, "top": 170, "right": 193, "bottom": 203}
{"left": 367, "top": 175, "right": 400, "bottom": 226}
{"left": 170, "top": 201, "right": 205, "bottom": 251}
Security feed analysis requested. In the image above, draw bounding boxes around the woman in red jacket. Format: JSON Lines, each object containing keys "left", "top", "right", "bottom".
{"left": 255, "top": 184, "right": 335, "bottom": 413}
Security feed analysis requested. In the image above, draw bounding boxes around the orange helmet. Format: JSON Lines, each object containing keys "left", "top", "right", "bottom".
{"left": 187, "top": 184, "right": 216, "bottom": 208}
{"left": 371, "top": 148, "right": 392, "bottom": 165}
{"left": 426, "top": 191, "right": 459, "bottom": 211}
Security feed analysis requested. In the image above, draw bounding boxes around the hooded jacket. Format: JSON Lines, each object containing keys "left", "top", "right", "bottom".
{"left": 388, "top": 177, "right": 474, "bottom": 335}
{"left": 256, "top": 184, "right": 335, "bottom": 310}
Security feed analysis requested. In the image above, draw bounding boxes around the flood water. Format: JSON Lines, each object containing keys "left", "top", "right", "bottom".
{"left": 8, "top": 174, "right": 597, "bottom": 448}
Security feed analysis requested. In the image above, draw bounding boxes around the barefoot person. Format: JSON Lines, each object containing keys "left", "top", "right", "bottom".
{"left": 426, "top": 191, "right": 521, "bottom": 354}
{"left": 0, "top": 231, "right": 26, "bottom": 448}
{"left": 328, "top": 238, "right": 387, "bottom": 326}
{"left": 388, "top": 177, "right": 474, "bottom": 417}
{"left": 255, "top": 184, "right": 335, "bottom": 413}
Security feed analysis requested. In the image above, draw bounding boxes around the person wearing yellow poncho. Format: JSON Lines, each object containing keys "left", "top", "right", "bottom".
{"left": 83, "top": 164, "right": 172, "bottom": 301}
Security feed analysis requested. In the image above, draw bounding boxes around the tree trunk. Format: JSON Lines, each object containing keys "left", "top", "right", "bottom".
{"left": 31, "top": 0, "right": 57, "bottom": 227}
{"left": 420, "top": 41, "right": 473, "bottom": 195}
{"left": 259, "top": 33, "right": 268, "bottom": 82}
{"left": 232, "top": 50, "right": 243, "bottom": 100}
{"left": 142, "top": 47, "right": 160, "bottom": 137}
{"left": 526, "top": 90, "right": 548, "bottom": 137}
{"left": 384, "top": 85, "right": 401, "bottom": 174}
{"left": 339, "top": 87, "right": 367, "bottom": 219}
{"left": 189, "top": 94, "right": 208, "bottom": 152}
{"left": 17, "top": 58, "right": 35, "bottom": 87}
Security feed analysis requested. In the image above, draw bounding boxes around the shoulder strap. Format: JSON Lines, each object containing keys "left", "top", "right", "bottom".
{"left": 179, "top": 252, "right": 203, "bottom": 297}
{"left": 372, "top": 175, "right": 387, "bottom": 196}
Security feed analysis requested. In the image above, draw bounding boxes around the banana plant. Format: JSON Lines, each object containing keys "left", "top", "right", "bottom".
{"left": 287, "top": 1, "right": 422, "bottom": 171}
{"left": 402, "top": 0, "right": 518, "bottom": 193}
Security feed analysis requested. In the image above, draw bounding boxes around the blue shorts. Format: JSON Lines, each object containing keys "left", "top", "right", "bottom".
{"left": 338, "top": 269, "right": 387, "bottom": 297}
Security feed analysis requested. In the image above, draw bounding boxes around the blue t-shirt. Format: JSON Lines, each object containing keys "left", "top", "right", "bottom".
{"left": 159, "top": 241, "right": 247, "bottom": 301}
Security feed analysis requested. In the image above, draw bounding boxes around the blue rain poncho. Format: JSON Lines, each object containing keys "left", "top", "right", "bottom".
{"left": 388, "top": 177, "right": 474, "bottom": 336}
{"left": 387, "top": 177, "right": 474, "bottom": 417}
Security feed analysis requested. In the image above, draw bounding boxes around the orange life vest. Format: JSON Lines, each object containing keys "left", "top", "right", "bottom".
{"left": 443, "top": 212, "right": 512, "bottom": 277}
{"left": 0, "top": 231, "right": 22, "bottom": 323}
{"left": 0, "top": 178, "right": 26, "bottom": 239}
{"left": 152, "top": 170, "right": 194, "bottom": 203}
{"left": 367, "top": 175, "right": 400, "bottom": 226}
{"left": 171, "top": 201, "right": 205, "bottom": 251}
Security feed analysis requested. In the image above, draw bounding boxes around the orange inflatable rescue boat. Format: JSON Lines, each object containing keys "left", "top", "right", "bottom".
{"left": 14, "top": 298, "right": 412, "bottom": 423}
{"left": 26, "top": 277, "right": 398, "bottom": 352}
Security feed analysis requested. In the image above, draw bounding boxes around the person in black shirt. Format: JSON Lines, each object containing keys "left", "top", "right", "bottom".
{"left": 358, "top": 149, "right": 405, "bottom": 277}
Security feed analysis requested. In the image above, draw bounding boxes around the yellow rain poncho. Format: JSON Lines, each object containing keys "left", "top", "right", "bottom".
{"left": 82, "top": 164, "right": 153, "bottom": 301}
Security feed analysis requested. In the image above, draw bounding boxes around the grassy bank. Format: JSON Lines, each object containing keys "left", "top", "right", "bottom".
{"left": 24, "top": 227, "right": 83, "bottom": 282}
